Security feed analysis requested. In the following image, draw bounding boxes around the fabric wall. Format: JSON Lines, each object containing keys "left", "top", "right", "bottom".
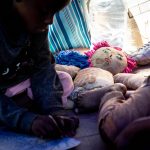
{"left": 88, "top": 0, "right": 128, "bottom": 48}
{"left": 48, "top": 0, "right": 91, "bottom": 55}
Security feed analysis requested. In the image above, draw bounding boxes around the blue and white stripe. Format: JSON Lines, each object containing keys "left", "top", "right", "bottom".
{"left": 48, "top": 0, "right": 91, "bottom": 55}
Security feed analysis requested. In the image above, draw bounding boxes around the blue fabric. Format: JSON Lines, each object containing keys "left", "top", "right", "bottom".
{"left": 0, "top": 128, "right": 80, "bottom": 150}
{"left": 56, "top": 50, "right": 89, "bottom": 69}
{"left": 48, "top": 0, "right": 91, "bottom": 54}
{"left": 0, "top": 24, "right": 63, "bottom": 133}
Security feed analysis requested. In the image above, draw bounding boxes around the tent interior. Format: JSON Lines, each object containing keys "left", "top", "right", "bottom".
{"left": 0, "top": 0, "right": 150, "bottom": 150}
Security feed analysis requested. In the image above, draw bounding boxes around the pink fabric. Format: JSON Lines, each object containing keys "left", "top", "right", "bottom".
{"left": 5, "top": 71, "right": 74, "bottom": 106}
{"left": 5, "top": 79, "right": 33, "bottom": 99}
{"left": 57, "top": 71, "right": 74, "bottom": 106}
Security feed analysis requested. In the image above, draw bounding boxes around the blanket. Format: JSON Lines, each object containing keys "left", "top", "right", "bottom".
{"left": 0, "top": 127, "right": 80, "bottom": 150}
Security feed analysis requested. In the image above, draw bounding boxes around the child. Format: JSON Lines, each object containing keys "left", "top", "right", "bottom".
{"left": 0, "top": 0, "right": 79, "bottom": 139}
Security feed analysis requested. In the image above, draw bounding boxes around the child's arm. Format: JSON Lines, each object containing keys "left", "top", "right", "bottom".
{"left": 30, "top": 31, "right": 63, "bottom": 114}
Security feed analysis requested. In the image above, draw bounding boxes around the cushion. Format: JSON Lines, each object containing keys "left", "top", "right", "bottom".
{"left": 130, "top": 41, "right": 150, "bottom": 65}
{"left": 48, "top": 0, "right": 90, "bottom": 54}
{"left": 55, "top": 64, "right": 80, "bottom": 79}
{"left": 114, "top": 73, "right": 147, "bottom": 90}
{"left": 75, "top": 83, "right": 127, "bottom": 113}
{"left": 74, "top": 67, "right": 114, "bottom": 91}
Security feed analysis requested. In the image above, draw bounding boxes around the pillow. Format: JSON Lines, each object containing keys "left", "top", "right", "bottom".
{"left": 70, "top": 67, "right": 114, "bottom": 109}
{"left": 48, "top": 0, "right": 90, "bottom": 54}
{"left": 55, "top": 64, "right": 80, "bottom": 79}
{"left": 130, "top": 41, "right": 150, "bottom": 65}
{"left": 75, "top": 83, "right": 127, "bottom": 113}
{"left": 85, "top": 41, "right": 136, "bottom": 75}
{"left": 74, "top": 67, "right": 114, "bottom": 91}
{"left": 114, "top": 73, "right": 147, "bottom": 90}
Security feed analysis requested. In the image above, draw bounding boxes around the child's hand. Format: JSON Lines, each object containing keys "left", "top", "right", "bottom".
{"left": 31, "top": 115, "right": 62, "bottom": 139}
{"left": 31, "top": 115, "right": 79, "bottom": 139}
{"left": 53, "top": 115, "right": 79, "bottom": 137}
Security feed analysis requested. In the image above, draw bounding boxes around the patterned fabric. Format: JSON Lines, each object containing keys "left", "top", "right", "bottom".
{"left": 48, "top": 0, "right": 91, "bottom": 54}
{"left": 130, "top": 41, "right": 150, "bottom": 65}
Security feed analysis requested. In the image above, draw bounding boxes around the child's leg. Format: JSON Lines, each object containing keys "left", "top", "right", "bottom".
{"left": 99, "top": 76, "right": 150, "bottom": 144}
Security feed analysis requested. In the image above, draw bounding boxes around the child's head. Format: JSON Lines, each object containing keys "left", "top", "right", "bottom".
{"left": 14, "top": 0, "right": 70, "bottom": 33}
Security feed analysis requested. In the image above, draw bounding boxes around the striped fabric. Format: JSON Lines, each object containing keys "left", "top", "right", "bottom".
{"left": 48, "top": 0, "right": 91, "bottom": 55}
